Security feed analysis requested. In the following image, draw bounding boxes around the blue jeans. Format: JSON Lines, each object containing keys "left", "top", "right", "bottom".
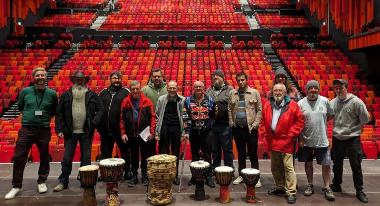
{"left": 58, "top": 133, "right": 92, "bottom": 185}
{"left": 211, "top": 124, "right": 234, "bottom": 170}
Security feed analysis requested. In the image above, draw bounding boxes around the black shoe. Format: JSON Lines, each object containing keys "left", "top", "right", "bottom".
{"left": 268, "top": 187, "right": 286, "bottom": 195}
{"left": 124, "top": 171, "right": 133, "bottom": 181}
{"left": 98, "top": 176, "right": 103, "bottom": 182}
{"left": 142, "top": 175, "right": 149, "bottom": 186}
{"left": 188, "top": 177, "right": 195, "bottom": 186}
{"left": 205, "top": 176, "right": 215, "bottom": 188}
{"left": 128, "top": 175, "right": 138, "bottom": 187}
{"left": 173, "top": 177, "right": 180, "bottom": 185}
{"left": 330, "top": 184, "right": 342, "bottom": 192}
{"left": 287, "top": 195, "right": 296, "bottom": 204}
{"left": 356, "top": 190, "right": 368, "bottom": 203}
{"left": 77, "top": 174, "right": 80, "bottom": 181}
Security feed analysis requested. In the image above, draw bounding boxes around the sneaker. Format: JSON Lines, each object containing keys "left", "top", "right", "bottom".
{"left": 287, "top": 195, "right": 296, "bottom": 204}
{"left": 304, "top": 184, "right": 314, "bottom": 196}
{"left": 37, "top": 183, "right": 48, "bottom": 194}
{"left": 128, "top": 175, "right": 138, "bottom": 187}
{"left": 324, "top": 187, "right": 335, "bottom": 201}
{"left": 173, "top": 177, "right": 180, "bottom": 185}
{"left": 268, "top": 187, "right": 286, "bottom": 195}
{"left": 5, "top": 188, "right": 21, "bottom": 200}
{"left": 330, "top": 184, "right": 342, "bottom": 192}
{"left": 233, "top": 176, "right": 243, "bottom": 185}
{"left": 255, "top": 179, "right": 262, "bottom": 188}
{"left": 53, "top": 183, "right": 67, "bottom": 192}
{"left": 356, "top": 190, "right": 368, "bottom": 203}
{"left": 205, "top": 176, "right": 215, "bottom": 188}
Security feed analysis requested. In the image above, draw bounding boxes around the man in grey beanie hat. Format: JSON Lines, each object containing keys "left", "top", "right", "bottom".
{"left": 297, "top": 79, "right": 335, "bottom": 201}
{"left": 206, "top": 69, "right": 234, "bottom": 177}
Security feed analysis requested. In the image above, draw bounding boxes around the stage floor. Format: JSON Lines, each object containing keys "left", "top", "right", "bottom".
{"left": 1, "top": 160, "right": 379, "bottom": 205}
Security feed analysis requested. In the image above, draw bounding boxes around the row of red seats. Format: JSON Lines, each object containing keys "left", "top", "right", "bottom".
{"left": 248, "top": 0, "right": 292, "bottom": 9}
{"left": 34, "top": 12, "right": 97, "bottom": 28}
{"left": 59, "top": 0, "right": 108, "bottom": 9}
{"left": 256, "top": 13, "right": 311, "bottom": 28}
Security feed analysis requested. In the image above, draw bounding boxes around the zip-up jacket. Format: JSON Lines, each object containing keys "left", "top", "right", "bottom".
{"left": 55, "top": 87, "right": 104, "bottom": 138}
{"left": 120, "top": 93, "right": 156, "bottom": 138}
{"left": 261, "top": 96, "right": 304, "bottom": 154}
{"left": 206, "top": 84, "right": 233, "bottom": 125}
{"left": 184, "top": 94, "right": 215, "bottom": 134}
{"left": 142, "top": 81, "right": 167, "bottom": 109}
{"left": 98, "top": 86, "right": 129, "bottom": 135}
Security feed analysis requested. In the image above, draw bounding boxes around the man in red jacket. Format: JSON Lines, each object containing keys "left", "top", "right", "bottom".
{"left": 120, "top": 80, "right": 156, "bottom": 187}
{"left": 261, "top": 83, "right": 304, "bottom": 204}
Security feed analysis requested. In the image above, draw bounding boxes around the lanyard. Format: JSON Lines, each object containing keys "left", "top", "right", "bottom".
{"left": 34, "top": 87, "right": 46, "bottom": 109}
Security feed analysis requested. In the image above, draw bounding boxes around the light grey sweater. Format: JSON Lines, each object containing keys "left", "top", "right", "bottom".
{"left": 330, "top": 94, "right": 370, "bottom": 140}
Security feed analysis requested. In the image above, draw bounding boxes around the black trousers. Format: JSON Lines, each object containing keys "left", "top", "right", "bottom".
{"left": 211, "top": 123, "right": 234, "bottom": 169}
{"left": 100, "top": 131, "right": 131, "bottom": 173}
{"left": 12, "top": 126, "right": 51, "bottom": 188}
{"left": 332, "top": 136, "right": 364, "bottom": 191}
{"left": 59, "top": 133, "right": 92, "bottom": 185}
{"left": 159, "top": 124, "right": 181, "bottom": 177}
{"left": 189, "top": 129, "right": 213, "bottom": 175}
{"left": 130, "top": 137, "right": 156, "bottom": 176}
{"left": 232, "top": 127, "right": 259, "bottom": 175}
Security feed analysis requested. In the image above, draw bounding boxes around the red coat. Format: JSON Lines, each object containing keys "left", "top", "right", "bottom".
{"left": 261, "top": 96, "right": 304, "bottom": 154}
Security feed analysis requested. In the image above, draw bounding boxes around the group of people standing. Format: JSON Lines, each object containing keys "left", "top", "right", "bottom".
{"left": 5, "top": 67, "right": 370, "bottom": 204}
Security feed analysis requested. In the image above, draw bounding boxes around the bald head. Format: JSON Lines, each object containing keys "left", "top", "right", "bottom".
{"left": 193, "top": 81, "right": 205, "bottom": 97}
{"left": 167, "top": 81, "right": 178, "bottom": 97}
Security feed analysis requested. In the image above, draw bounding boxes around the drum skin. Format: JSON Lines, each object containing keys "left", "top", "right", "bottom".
{"left": 79, "top": 165, "right": 99, "bottom": 188}
{"left": 214, "top": 166, "right": 234, "bottom": 186}
{"left": 99, "top": 158, "right": 125, "bottom": 182}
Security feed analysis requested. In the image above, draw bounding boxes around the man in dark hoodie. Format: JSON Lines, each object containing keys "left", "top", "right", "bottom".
{"left": 330, "top": 79, "right": 370, "bottom": 203}
{"left": 98, "top": 71, "right": 130, "bottom": 180}
{"left": 206, "top": 69, "right": 234, "bottom": 171}
{"left": 53, "top": 70, "right": 104, "bottom": 192}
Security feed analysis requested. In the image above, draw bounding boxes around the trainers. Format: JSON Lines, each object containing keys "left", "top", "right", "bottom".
{"left": 128, "top": 175, "right": 138, "bottom": 187}
{"left": 53, "top": 183, "right": 67, "bottom": 192}
{"left": 233, "top": 176, "right": 243, "bottom": 185}
{"left": 255, "top": 179, "right": 262, "bottom": 188}
{"left": 268, "top": 187, "right": 286, "bottom": 195}
{"left": 205, "top": 176, "right": 215, "bottom": 188}
{"left": 287, "top": 195, "right": 296, "bottom": 204}
{"left": 304, "top": 184, "right": 314, "bottom": 196}
{"left": 5, "top": 188, "right": 21, "bottom": 200}
{"left": 356, "top": 190, "right": 368, "bottom": 203}
{"left": 330, "top": 184, "right": 342, "bottom": 192}
{"left": 37, "top": 183, "right": 48, "bottom": 194}
{"left": 324, "top": 187, "right": 335, "bottom": 201}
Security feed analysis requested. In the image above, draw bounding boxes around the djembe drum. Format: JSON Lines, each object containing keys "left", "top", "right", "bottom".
{"left": 241, "top": 168, "right": 260, "bottom": 203}
{"left": 189, "top": 160, "right": 210, "bottom": 201}
{"left": 79, "top": 165, "right": 99, "bottom": 206}
{"left": 147, "top": 154, "right": 177, "bottom": 206}
{"left": 99, "top": 158, "right": 125, "bottom": 206}
{"left": 214, "top": 166, "right": 234, "bottom": 203}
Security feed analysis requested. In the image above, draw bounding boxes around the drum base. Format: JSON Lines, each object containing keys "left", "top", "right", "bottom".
{"left": 218, "top": 185, "right": 231, "bottom": 204}
{"left": 194, "top": 181, "right": 206, "bottom": 201}
{"left": 83, "top": 187, "right": 97, "bottom": 206}
{"left": 246, "top": 186, "right": 257, "bottom": 203}
{"left": 105, "top": 182, "right": 120, "bottom": 206}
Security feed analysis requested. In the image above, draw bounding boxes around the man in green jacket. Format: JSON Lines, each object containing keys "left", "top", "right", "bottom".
{"left": 142, "top": 68, "right": 167, "bottom": 109}
{"left": 5, "top": 67, "right": 58, "bottom": 200}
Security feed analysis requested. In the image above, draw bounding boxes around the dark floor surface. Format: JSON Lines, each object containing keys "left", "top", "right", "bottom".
{"left": 1, "top": 160, "right": 379, "bottom": 205}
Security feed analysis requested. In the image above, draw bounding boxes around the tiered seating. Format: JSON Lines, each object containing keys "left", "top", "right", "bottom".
{"left": 231, "top": 35, "right": 262, "bottom": 49}
{"left": 34, "top": 12, "right": 97, "bottom": 28}
{"left": 157, "top": 36, "right": 187, "bottom": 49}
{"left": 271, "top": 33, "right": 310, "bottom": 49}
{"left": 59, "top": 0, "right": 108, "bottom": 9}
{"left": 195, "top": 36, "right": 224, "bottom": 49}
{"left": 0, "top": 48, "right": 63, "bottom": 113}
{"left": 119, "top": 35, "right": 150, "bottom": 49}
{"left": 256, "top": 13, "right": 311, "bottom": 28}
{"left": 100, "top": 0, "right": 249, "bottom": 31}
{"left": 248, "top": 0, "right": 292, "bottom": 9}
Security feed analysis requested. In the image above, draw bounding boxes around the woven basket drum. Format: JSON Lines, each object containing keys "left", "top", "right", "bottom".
{"left": 147, "top": 154, "right": 177, "bottom": 206}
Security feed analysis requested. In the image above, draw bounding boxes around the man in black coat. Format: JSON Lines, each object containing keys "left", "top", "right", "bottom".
{"left": 53, "top": 70, "right": 104, "bottom": 192}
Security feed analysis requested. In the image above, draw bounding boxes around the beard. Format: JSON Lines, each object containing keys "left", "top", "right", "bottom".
{"left": 274, "top": 95, "right": 284, "bottom": 103}
{"left": 72, "top": 84, "right": 87, "bottom": 100}
{"left": 213, "top": 82, "right": 223, "bottom": 90}
{"left": 35, "top": 78, "right": 45, "bottom": 86}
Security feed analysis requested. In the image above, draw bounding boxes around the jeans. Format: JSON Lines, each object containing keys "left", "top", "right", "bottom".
{"left": 58, "top": 133, "right": 92, "bottom": 185}
{"left": 189, "top": 129, "right": 213, "bottom": 175}
{"left": 12, "top": 126, "right": 51, "bottom": 188}
{"left": 233, "top": 127, "right": 259, "bottom": 175}
{"left": 211, "top": 124, "right": 234, "bottom": 170}
{"left": 159, "top": 124, "right": 181, "bottom": 177}
{"left": 331, "top": 136, "right": 364, "bottom": 191}
{"left": 130, "top": 137, "right": 156, "bottom": 176}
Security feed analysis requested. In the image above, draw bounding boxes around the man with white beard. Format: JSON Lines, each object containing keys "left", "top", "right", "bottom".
{"left": 261, "top": 83, "right": 304, "bottom": 204}
{"left": 297, "top": 80, "right": 335, "bottom": 201}
{"left": 53, "top": 70, "right": 104, "bottom": 192}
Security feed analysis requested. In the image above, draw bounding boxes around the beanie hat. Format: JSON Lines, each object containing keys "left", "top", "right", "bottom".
{"left": 110, "top": 71, "right": 122, "bottom": 79}
{"left": 212, "top": 69, "right": 225, "bottom": 79}
{"left": 305, "top": 80, "right": 320, "bottom": 90}
{"left": 275, "top": 68, "right": 287, "bottom": 77}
